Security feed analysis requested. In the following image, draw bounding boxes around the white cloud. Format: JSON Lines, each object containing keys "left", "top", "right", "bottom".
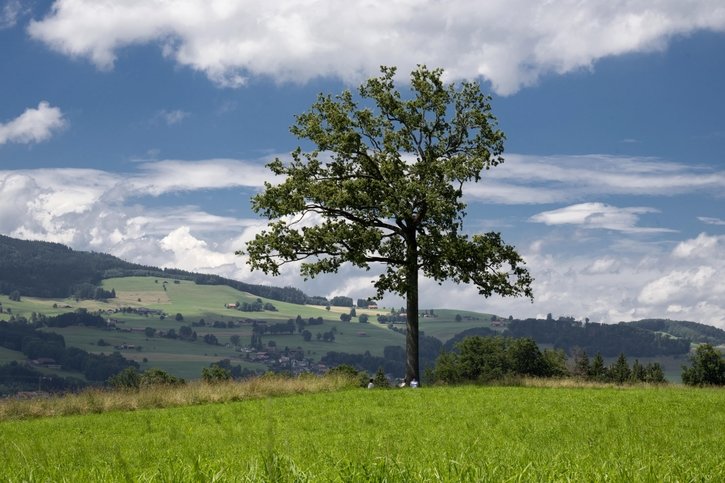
{"left": 128, "top": 158, "right": 271, "bottom": 196}
{"left": 0, "top": 102, "right": 66, "bottom": 145}
{"left": 529, "top": 202, "right": 675, "bottom": 233}
{"left": 672, "top": 232, "right": 722, "bottom": 259}
{"left": 698, "top": 216, "right": 725, "bottom": 226}
{"left": 157, "top": 109, "right": 190, "bottom": 126}
{"left": 27, "top": 0, "right": 725, "bottom": 95}
{"left": 0, "top": 0, "right": 24, "bottom": 29}
{"left": 410, "top": 234, "right": 724, "bottom": 329}
{"left": 1, "top": 158, "right": 724, "bottom": 329}
{"left": 469, "top": 154, "right": 725, "bottom": 205}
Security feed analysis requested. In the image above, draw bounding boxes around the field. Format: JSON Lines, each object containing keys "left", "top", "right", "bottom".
{"left": 0, "top": 277, "right": 500, "bottom": 380}
{"left": 1, "top": 383, "right": 723, "bottom": 481}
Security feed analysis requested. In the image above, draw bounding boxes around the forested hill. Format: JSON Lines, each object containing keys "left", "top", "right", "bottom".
{"left": 0, "top": 235, "right": 308, "bottom": 303}
{"left": 502, "top": 317, "right": 725, "bottom": 357}
{"left": 627, "top": 319, "right": 725, "bottom": 346}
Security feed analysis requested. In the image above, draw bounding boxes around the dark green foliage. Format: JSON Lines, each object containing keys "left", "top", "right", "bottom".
{"left": 330, "top": 296, "right": 353, "bottom": 307}
{"left": 430, "top": 336, "right": 566, "bottom": 384}
{"left": 442, "top": 326, "right": 498, "bottom": 351}
{"left": 108, "top": 367, "right": 141, "bottom": 389}
{"left": 140, "top": 368, "right": 184, "bottom": 386}
{"left": 0, "top": 361, "right": 85, "bottom": 395}
{"left": 590, "top": 353, "right": 608, "bottom": 381}
{"left": 542, "top": 348, "right": 569, "bottom": 377}
{"left": 629, "top": 319, "right": 725, "bottom": 346}
{"left": 681, "top": 344, "right": 725, "bottom": 386}
{"left": 0, "top": 234, "right": 311, "bottom": 304}
{"left": 202, "top": 334, "right": 219, "bottom": 345}
{"left": 71, "top": 283, "right": 116, "bottom": 301}
{"left": 358, "top": 314, "right": 369, "bottom": 324}
{"left": 572, "top": 349, "right": 667, "bottom": 384}
{"left": 505, "top": 318, "right": 691, "bottom": 357}
{"left": 44, "top": 310, "right": 107, "bottom": 328}
{"left": 372, "top": 367, "right": 390, "bottom": 388}
{"left": 326, "top": 364, "right": 369, "bottom": 387}
{"left": 202, "top": 364, "right": 232, "bottom": 383}
{"left": 609, "top": 353, "right": 631, "bottom": 384}
{"left": 212, "top": 359, "right": 261, "bottom": 380}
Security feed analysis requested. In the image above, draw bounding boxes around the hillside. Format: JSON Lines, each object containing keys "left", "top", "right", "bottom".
{"left": 0, "top": 235, "right": 721, "bottom": 390}
{"left": 0, "top": 234, "right": 308, "bottom": 303}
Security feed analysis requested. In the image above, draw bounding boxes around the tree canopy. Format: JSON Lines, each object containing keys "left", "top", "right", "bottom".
{"left": 243, "top": 66, "right": 533, "bottom": 382}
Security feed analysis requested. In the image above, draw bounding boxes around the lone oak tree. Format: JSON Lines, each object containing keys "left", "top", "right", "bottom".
{"left": 242, "top": 66, "right": 533, "bottom": 383}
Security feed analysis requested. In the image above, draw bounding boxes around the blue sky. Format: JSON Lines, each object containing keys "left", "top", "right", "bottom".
{"left": 1, "top": 0, "right": 724, "bottom": 328}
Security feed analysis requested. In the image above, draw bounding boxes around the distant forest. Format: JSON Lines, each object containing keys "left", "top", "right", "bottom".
{"left": 0, "top": 234, "right": 311, "bottom": 304}
{"left": 443, "top": 317, "right": 725, "bottom": 358}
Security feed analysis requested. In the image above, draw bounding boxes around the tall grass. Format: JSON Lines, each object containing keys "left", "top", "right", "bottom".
{"left": 0, "top": 373, "right": 357, "bottom": 421}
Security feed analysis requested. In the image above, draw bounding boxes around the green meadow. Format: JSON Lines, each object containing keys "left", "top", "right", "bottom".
{"left": 1, "top": 276, "right": 506, "bottom": 380}
{"left": 1, "top": 383, "right": 722, "bottom": 481}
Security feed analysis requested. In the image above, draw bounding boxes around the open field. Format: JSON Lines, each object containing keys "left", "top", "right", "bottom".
{"left": 0, "top": 276, "right": 706, "bottom": 383}
{"left": 1, "top": 383, "right": 722, "bottom": 481}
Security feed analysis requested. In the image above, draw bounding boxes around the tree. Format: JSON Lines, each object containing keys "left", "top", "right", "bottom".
{"left": 175, "top": 313, "right": 183, "bottom": 322}
{"left": 609, "top": 353, "right": 631, "bottom": 385}
{"left": 682, "top": 344, "right": 725, "bottom": 386}
{"left": 372, "top": 367, "right": 390, "bottom": 388}
{"left": 590, "top": 353, "right": 607, "bottom": 381}
{"left": 242, "top": 66, "right": 532, "bottom": 384}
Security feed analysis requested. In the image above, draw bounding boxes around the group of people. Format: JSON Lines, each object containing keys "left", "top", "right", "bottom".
{"left": 367, "top": 378, "right": 418, "bottom": 389}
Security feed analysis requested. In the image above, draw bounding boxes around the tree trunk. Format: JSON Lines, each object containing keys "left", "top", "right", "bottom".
{"left": 405, "top": 230, "right": 420, "bottom": 385}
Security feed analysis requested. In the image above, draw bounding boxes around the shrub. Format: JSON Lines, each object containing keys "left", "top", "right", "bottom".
{"left": 108, "top": 367, "right": 141, "bottom": 390}
{"left": 682, "top": 344, "right": 725, "bottom": 386}
{"left": 202, "top": 364, "right": 232, "bottom": 383}
{"left": 140, "top": 368, "right": 184, "bottom": 386}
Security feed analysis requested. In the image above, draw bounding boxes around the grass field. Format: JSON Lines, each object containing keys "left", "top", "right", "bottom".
{"left": 1, "top": 382, "right": 722, "bottom": 481}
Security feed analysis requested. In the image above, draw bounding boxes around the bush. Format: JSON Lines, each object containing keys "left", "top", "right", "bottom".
{"left": 108, "top": 367, "right": 141, "bottom": 390}
{"left": 202, "top": 364, "right": 232, "bottom": 383}
{"left": 682, "top": 344, "right": 725, "bottom": 386}
{"left": 140, "top": 368, "right": 184, "bottom": 386}
{"left": 327, "top": 364, "right": 369, "bottom": 387}
{"left": 372, "top": 367, "right": 390, "bottom": 388}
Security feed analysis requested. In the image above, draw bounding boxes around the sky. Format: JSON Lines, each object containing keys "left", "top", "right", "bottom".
{"left": 1, "top": 0, "right": 724, "bottom": 328}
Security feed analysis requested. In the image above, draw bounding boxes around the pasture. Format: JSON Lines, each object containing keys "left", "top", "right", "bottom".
{"left": 1, "top": 383, "right": 722, "bottom": 481}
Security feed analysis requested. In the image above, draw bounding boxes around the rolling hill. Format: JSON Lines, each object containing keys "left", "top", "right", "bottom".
{"left": 0, "top": 234, "right": 722, "bottom": 391}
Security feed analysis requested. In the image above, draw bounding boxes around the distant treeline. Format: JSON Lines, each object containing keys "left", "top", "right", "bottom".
{"left": 0, "top": 319, "right": 138, "bottom": 386}
{"left": 0, "top": 362, "right": 86, "bottom": 396}
{"left": 322, "top": 334, "right": 443, "bottom": 376}
{"left": 0, "top": 234, "right": 314, "bottom": 305}
{"left": 504, "top": 318, "right": 692, "bottom": 357}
